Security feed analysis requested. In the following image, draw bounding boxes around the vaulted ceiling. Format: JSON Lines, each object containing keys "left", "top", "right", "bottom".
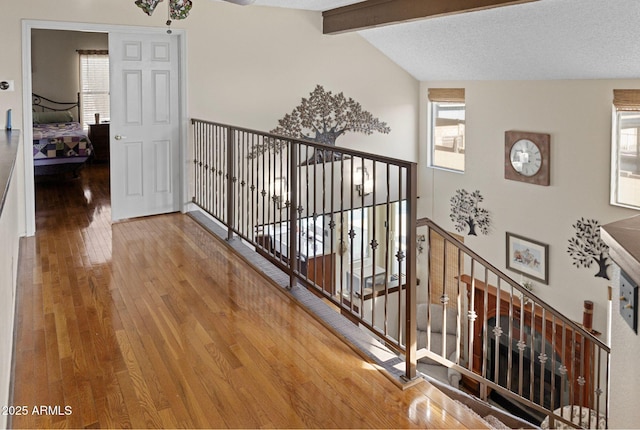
{"left": 249, "top": 0, "right": 640, "bottom": 81}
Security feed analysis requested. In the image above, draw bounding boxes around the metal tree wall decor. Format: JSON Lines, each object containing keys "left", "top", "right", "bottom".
{"left": 567, "top": 218, "right": 611, "bottom": 280}
{"left": 449, "top": 189, "right": 491, "bottom": 236}
{"left": 248, "top": 85, "right": 391, "bottom": 163}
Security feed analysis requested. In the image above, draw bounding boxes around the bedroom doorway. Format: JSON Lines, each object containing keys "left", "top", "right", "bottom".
{"left": 30, "top": 28, "right": 111, "bottom": 230}
{"left": 22, "top": 20, "right": 188, "bottom": 235}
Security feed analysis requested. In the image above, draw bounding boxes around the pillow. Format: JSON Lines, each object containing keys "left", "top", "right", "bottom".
{"left": 33, "top": 111, "right": 73, "bottom": 124}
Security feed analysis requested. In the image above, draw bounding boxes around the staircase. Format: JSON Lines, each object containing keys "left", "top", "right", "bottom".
{"left": 416, "top": 217, "right": 609, "bottom": 429}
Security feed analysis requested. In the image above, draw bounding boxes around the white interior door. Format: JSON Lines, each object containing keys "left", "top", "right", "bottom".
{"left": 109, "top": 32, "right": 181, "bottom": 221}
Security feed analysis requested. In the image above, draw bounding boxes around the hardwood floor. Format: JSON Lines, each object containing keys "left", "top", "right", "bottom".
{"left": 10, "top": 164, "right": 489, "bottom": 429}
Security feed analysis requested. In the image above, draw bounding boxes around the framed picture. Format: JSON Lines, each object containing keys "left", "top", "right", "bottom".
{"left": 506, "top": 232, "right": 549, "bottom": 284}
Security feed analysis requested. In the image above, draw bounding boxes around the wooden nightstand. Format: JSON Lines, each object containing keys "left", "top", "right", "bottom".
{"left": 88, "top": 123, "right": 110, "bottom": 162}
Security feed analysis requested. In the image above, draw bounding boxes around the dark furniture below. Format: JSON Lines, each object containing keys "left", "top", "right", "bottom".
{"left": 307, "top": 253, "right": 336, "bottom": 295}
{"left": 89, "top": 123, "right": 110, "bottom": 162}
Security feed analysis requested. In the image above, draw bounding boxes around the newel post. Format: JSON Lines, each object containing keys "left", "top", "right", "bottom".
{"left": 404, "top": 162, "right": 418, "bottom": 381}
{"left": 226, "top": 126, "right": 235, "bottom": 241}
{"left": 288, "top": 140, "right": 298, "bottom": 290}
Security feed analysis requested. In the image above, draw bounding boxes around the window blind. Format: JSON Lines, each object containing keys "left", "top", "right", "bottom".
{"left": 613, "top": 89, "right": 640, "bottom": 111}
{"left": 79, "top": 51, "right": 110, "bottom": 127}
{"left": 428, "top": 88, "right": 465, "bottom": 103}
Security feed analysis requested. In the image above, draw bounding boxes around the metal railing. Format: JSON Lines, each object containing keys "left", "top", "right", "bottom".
{"left": 191, "top": 119, "right": 418, "bottom": 378}
{"left": 191, "top": 119, "right": 609, "bottom": 428}
{"left": 417, "top": 218, "right": 609, "bottom": 429}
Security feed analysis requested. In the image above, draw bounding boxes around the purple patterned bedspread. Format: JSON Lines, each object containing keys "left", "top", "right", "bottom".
{"left": 33, "top": 122, "right": 93, "bottom": 160}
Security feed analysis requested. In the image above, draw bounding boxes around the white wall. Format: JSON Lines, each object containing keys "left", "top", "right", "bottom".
{"left": 418, "top": 80, "right": 640, "bottom": 339}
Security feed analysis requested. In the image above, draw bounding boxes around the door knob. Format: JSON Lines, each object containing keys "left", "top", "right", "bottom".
{"left": 114, "top": 135, "right": 126, "bottom": 140}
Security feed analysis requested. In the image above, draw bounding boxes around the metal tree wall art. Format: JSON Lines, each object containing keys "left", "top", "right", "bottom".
{"left": 449, "top": 189, "right": 491, "bottom": 236}
{"left": 567, "top": 218, "right": 611, "bottom": 280}
{"left": 248, "top": 85, "right": 391, "bottom": 163}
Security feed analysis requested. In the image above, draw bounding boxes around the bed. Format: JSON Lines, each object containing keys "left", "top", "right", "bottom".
{"left": 32, "top": 93, "right": 94, "bottom": 177}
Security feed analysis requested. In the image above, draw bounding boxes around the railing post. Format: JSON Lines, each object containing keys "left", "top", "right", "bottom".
{"left": 404, "top": 163, "right": 418, "bottom": 381}
{"left": 226, "top": 126, "right": 235, "bottom": 241}
{"left": 288, "top": 140, "right": 298, "bottom": 290}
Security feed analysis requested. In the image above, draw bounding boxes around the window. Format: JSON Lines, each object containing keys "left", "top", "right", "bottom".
{"left": 79, "top": 50, "right": 110, "bottom": 128}
{"left": 611, "top": 89, "right": 640, "bottom": 209}
{"left": 428, "top": 88, "right": 465, "bottom": 172}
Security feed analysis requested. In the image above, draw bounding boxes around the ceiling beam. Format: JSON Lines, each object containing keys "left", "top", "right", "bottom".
{"left": 322, "top": 0, "right": 540, "bottom": 34}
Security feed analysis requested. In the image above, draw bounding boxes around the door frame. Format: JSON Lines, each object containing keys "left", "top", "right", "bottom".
{"left": 21, "top": 20, "right": 189, "bottom": 236}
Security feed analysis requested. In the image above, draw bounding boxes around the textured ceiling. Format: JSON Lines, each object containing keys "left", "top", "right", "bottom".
{"left": 250, "top": 0, "right": 640, "bottom": 80}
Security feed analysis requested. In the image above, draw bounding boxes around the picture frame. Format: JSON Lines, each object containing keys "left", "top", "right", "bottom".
{"left": 506, "top": 232, "right": 549, "bottom": 284}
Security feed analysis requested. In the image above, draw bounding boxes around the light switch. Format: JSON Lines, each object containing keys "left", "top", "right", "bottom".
{"left": 0, "top": 80, "right": 15, "bottom": 91}
{"left": 620, "top": 270, "right": 638, "bottom": 334}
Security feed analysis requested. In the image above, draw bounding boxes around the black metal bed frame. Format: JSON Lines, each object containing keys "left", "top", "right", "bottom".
{"left": 32, "top": 92, "right": 81, "bottom": 121}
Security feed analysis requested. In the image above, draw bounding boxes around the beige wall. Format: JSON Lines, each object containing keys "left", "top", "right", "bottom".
{"left": 418, "top": 80, "right": 640, "bottom": 337}
{"left": 185, "top": 2, "right": 418, "bottom": 161}
{"left": 31, "top": 29, "right": 109, "bottom": 119}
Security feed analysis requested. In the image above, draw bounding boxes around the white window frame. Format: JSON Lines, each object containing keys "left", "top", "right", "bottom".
{"left": 611, "top": 107, "right": 640, "bottom": 210}
{"left": 427, "top": 88, "right": 466, "bottom": 173}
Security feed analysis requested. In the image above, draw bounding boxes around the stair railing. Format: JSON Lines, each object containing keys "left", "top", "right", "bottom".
{"left": 417, "top": 217, "right": 609, "bottom": 429}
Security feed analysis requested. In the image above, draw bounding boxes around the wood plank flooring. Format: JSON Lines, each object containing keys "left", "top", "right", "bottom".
{"left": 10, "top": 164, "right": 489, "bottom": 429}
